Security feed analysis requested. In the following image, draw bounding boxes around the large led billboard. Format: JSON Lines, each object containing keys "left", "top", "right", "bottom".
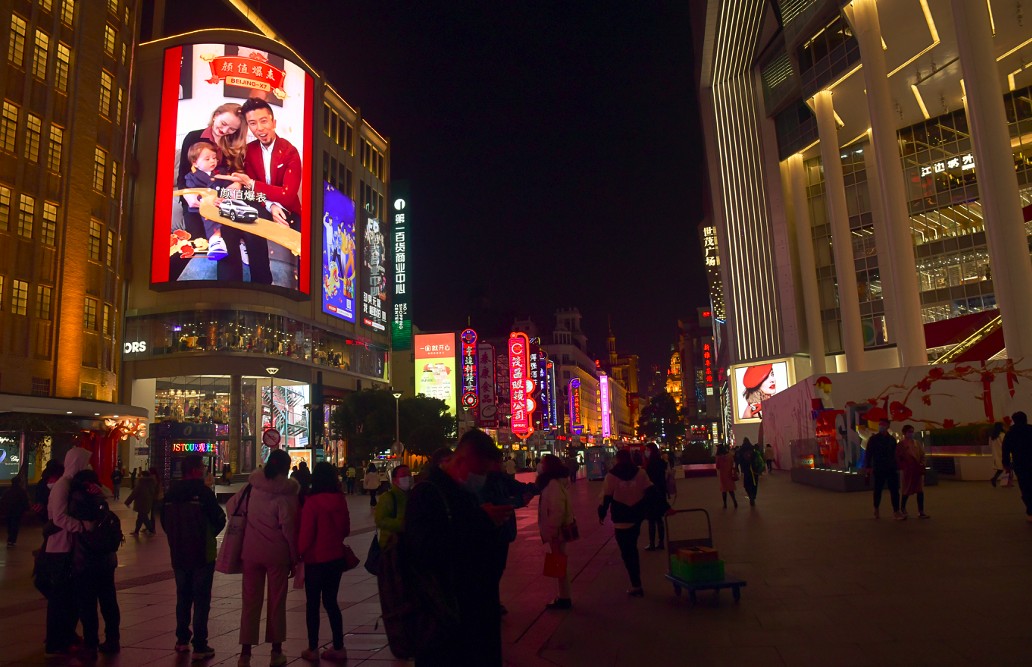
{"left": 361, "top": 212, "right": 389, "bottom": 331}
{"left": 731, "top": 360, "right": 791, "bottom": 423}
{"left": 391, "top": 182, "right": 412, "bottom": 350}
{"left": 415, "top": 333, "right": 456, "bottom": 416}
{"left": 153, "top": 43, "right": 314, "bottom": 293}
{"left": 321, "top": 183, "right": 356, "bottom": 322}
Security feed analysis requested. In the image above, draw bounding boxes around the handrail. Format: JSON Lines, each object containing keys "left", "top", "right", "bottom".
{"left": 931, "top": 315, "right": 1003, "bottom": 364}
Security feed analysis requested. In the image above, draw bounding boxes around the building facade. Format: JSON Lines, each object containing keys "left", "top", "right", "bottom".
{"left": 0, "top": 0, "right": 147, "bottom": 483}
{"left": 120, "top": 10, "right": 391, "bottom": 475}
{"left": 696, "top": 0, "right": 1032, "bottom": 439}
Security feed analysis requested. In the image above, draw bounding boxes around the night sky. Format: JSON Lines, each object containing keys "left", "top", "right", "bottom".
{"left": 161, "top": 1, "right": 709, "bottom": 378}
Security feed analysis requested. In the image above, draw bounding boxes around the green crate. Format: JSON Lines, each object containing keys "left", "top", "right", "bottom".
{"left": 670, "top": 557, "right": 725, "bottom": 582}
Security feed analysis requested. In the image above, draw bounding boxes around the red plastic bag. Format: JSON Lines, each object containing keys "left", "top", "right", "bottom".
{"left": 543, "top": 551, "right": 568, "bottom": 578}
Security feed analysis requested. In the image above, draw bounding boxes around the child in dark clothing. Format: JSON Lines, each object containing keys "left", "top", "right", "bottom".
{"left": 1, "top": 477, "right": 30, "bottom": 546}
{"left": 183, "top": 142, "right": 228, "bottom": 261}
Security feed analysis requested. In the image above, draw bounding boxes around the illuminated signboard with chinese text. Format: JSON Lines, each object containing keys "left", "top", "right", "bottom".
{"left": 537, "top": 351, "right": 550, "bottom": 430}
{"left": 546, "top": 362, "right": 557, "bottom": 431}
{"left": 152, "top": 41, "right": 313, "bottom": 293}
{"left": 508, "top": 332, "right": 535, "bottom": 438}
{"left": 599, "top": 373, "right": 612, "bottom": 438}
{"left": 391, "top": 182, "right": 412, "bottom": 350}
{"left": 460, "top": 328, "right": 479, "bottom": 409}
{"left": 171, "top": 442, "right": 216, "bottom": 453}
{"left": 477, "top": 343, "right": 498, "bottom": 428}
{"left": 415, "top": 333, "right": 456, "bottom": 416}
{"left": 920, "top": 153, "right": 975, "bottom": 177}
{"left": 321, "top": 183, "right": 356, "bottom": 322}
{"left": 569, "top": 378, "right": 583, "bottom": 435}
{"left": 361, "top": 211, "right": 389, "bottom": 331}
{"left": 703, "top": 339, "right": 714, "bottom": 395}
{"left": 703, "top": 225, "right": 719, "bottom": 269}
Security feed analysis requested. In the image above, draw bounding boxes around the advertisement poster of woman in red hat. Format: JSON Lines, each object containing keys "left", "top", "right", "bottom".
{"left": 739, "top": 363, "right": 782, "bottom": 419}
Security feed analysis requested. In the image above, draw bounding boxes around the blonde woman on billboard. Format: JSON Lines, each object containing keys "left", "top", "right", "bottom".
{"left": 741, "top": 364, "right": 776, "bottom": 419}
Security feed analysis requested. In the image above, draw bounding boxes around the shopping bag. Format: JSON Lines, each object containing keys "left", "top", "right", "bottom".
{"left": 543, "top": 551, "right": 568, "bottom": 578}
{"left": 342, "top": 544, "right": 361, "bottom": 571}
{"left": 215, "top": 484, "right": 251, "bottom": 574}
{"left": 365, "top": 534, "right": 382, "bottom": 576}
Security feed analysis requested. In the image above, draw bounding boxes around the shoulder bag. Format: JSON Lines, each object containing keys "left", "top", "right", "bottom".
{"left": 215, "top": 484, "right": 251, "bottom": 574}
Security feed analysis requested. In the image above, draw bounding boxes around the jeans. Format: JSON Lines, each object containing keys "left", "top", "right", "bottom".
{"left": 872, "top": 469, "right": 901, "bottom": 512}
{"left": 647, "top": 515, "right": 665, "bottom": 547}
{"left": 614, "top": 523, "right": 642, "bottom": 588}
{"left": 304, "top": 559, "right": 345, "bottom": 651}
{"left": 45, "top": 555, "right": 76, "bottom": 652}
{"left": 175, "top": 563, "right": 215, "bottom": 648}
{"left": 77, "top": 566, "right": 119, "bottom": 647}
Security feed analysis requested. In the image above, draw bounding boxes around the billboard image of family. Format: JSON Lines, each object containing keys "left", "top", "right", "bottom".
{"left": 733, "top": 361, "right": 790, "bottom": 422}
{"left": 152, "top": 43, "right": 314, "bottom": 294}
{"left": 322, "top": 182, "right": 356, "bottom": 322}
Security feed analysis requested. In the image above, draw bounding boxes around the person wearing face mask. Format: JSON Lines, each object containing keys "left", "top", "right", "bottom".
{"left": 403, "top": 429, "right": 508, "bottom": 666}
{"left": 863, "top": 419, "right": 904, "bottom": 520}
{"left": 374, "top": 465, "right": 411, "bottom": 550}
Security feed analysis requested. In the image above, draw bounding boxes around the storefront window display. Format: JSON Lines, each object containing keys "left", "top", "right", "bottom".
{"left": 123, "top": 310, "right": 389, "bottom": 381}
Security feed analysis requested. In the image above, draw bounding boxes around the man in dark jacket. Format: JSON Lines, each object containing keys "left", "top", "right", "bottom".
{"left": 405, "top": 429, "right": 508, "bottom": 666}
{"left": 480, "top": 460, "right": 537, "bottom": 614}
{"left": 864, "top": 419, "right": 903, "bottom": 520}
{"left": 160, "top": 455, "right": 226, "bottom": 660}
{"left": 1002, "top": 410, "right": 1032, "bottom": 522}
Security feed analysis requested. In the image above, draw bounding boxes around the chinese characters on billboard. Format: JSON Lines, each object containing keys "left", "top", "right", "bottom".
{"left": 361, "top": 213, "right": 389, "bottom": 331}
{"left": 732, "top": 360, "right": 790, "bottom": 423}
{"left": 414, "top": 333, "right": 456, "bottom": 416}
{"left": 477, "top": 343, "right": 498, "bottom": 428}
{"left": 321, "top": 183, "right": 356, "bottom": 322}
{"left": 460, "top": 329, "right": 478, "bottom": 409}
{"left": 569, "top": 378, "right": 583, "bottom": 435}
{"left": 508, "top": 332, "right": 534, "bottom": 438}
{"left": 391, "top": 183, "right": 412, "bottom": 350}
{"left": 154, "top": 43, "right": 313, "bottom": 293}
{"left": 599, "top": 373, "right": 612, "bottom": 438}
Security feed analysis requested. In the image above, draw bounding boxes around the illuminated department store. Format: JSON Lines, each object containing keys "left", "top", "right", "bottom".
{"left": 694, "top": 0, "right": 1032, "bottom": 440}
{"left": 121, "top": 23, "right": 394, "bottom": 476}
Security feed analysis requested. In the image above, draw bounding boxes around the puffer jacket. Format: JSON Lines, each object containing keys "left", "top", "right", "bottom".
{"left": 45, "top": 448, "right": 94, "bottom": 554}
{"left": 537, "top": 477, "right": 571, "bottom": 543}
{"left": 298, "top": 491, "right": 350, "bottom": 565}
{"left": 233, "top": 469, "right": 299, "bottom": 566}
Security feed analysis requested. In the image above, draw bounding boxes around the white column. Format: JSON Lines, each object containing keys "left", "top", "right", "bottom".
{"left": 951, "top": 0, "right": 1032, "bottom": 362}
{"left": 787, "top": 154, "right": 827, "bottom": 374}
{"left": 861, "top": 132, "right": 899, "bottom": 364}
{"left": 814, "top": 90, "right": 865, "bottom": 371}
{"left": 847, "top": 0, "right": 927, "bottom": 367}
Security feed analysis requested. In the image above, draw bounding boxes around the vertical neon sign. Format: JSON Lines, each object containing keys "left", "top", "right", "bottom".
{"left": 460, "top": 328, "right": 479, "bottom": 409}
{"left": 508, "top": 332, "right": 535, "bottom": 438}
{"left": 569, "top": 378, "right": 582, "bottom": 435}
{"left": 599, "top": 373, "right": 612, "bottom": 438}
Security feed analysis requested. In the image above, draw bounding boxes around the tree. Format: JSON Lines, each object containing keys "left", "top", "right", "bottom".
{"left": 330, "top": 390, "right": 456, "bottom": 463}
{"left": 636, "top": 390, "right": 684, "bottom": 445}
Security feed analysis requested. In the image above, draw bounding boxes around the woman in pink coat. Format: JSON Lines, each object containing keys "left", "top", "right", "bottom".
{"left": 297, "top": 462, "right": 350, "bottom": 663}
{"left": 714, "top": 445, "right": 739, "bottom": 509}
{"left": 896, "top": 425, "right": 929, "bottom": 519}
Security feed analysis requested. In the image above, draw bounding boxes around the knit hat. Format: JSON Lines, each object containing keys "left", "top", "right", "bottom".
{"left": 742, "top": 363, "right": 773, "bottom": 390}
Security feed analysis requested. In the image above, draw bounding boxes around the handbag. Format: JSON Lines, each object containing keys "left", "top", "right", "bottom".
{"left": 543, "top": 550, "right": 568, "bottom": 578}
{"left": 560, "top": 520, "right": 580, "bottom": 542}
{"left": 342, "top": 543, "right": 361, "bottom": 571}
{"left": 215, "top": 484, "right": 251, "bottom": 574}
{"left": 365, "top": 533, "right": 382, "bottom": 576}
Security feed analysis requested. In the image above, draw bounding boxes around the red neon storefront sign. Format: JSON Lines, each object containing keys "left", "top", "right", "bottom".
{"left": 508, "top": 332, "right": 535, "bottom": 438}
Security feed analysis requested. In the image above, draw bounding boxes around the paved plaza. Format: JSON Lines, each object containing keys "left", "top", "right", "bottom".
{"left": 2, "top": 470, "right": 1032, "bottom": 666}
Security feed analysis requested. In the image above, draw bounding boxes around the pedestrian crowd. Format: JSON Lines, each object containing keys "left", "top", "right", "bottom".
{"left": 9, "top": 411, "right": 1032, "bottom": 667}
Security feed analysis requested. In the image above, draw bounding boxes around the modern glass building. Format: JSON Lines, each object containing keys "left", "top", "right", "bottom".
{"left": 695, "top": 0, "right": 1032, "bottom": 389}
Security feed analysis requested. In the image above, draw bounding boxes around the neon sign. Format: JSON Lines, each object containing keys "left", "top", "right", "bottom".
{"left": 476, "top": 343, "right": 497, "bottom": 428}
{"left": 569, "top": 378, "right": 583, "bottom": 435}
{"left": 171, "top": 442, "right": 216, "bottom": 453}
{"left": 600, "top": 373, "right": 612, "bottom": 438}
{"left": 508, "top": 332, "right": 535, "bottom": 438}
{"left": 460, "top": 328, "right": 479, "bottom": 409}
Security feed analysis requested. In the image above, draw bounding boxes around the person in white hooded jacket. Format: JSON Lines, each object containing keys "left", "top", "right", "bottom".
{"left": 232, "top": 449, "right": 298, "bottom": 667}
{"left": 537, "top": 454, "right": 574, "bottom": 610}
{"left": 43, "top": 447, "right": 94, "bottom": 656}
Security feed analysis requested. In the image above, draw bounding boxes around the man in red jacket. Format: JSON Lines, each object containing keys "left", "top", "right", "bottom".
{"left": 220, "top": 96, "right": 302, "bottom": 285}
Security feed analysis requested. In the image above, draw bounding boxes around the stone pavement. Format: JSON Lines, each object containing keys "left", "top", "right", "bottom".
{"left": 2, "top": 471, "right": 1032, "bottom": 666}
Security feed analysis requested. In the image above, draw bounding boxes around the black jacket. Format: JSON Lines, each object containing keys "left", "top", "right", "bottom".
{"left": 864, "top": 432, "right": 899, "bottom": 472}
{"left": 161, "top": 478, "right": 226, "bottom": 569}
{"left": 1003, "top": 422, "right": 1032, "bottom": 471}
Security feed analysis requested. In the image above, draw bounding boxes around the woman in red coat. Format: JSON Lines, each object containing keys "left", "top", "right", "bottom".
{"left": 714, "top": 445, "right": 738, "bottom": 509}
{"left": 896, "top": 425, "right": 929, "bottom": 519}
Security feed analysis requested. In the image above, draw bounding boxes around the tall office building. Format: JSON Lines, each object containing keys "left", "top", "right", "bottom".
{"left": 0, "top": 0, "right": 146, "bottom": 480}
{"left": 695, "top": 0, "right": 1032, "bottom": 434}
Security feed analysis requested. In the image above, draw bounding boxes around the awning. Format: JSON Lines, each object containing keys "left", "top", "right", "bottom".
{"left": 0, "top": 393, "right": 149, "bottom": 420}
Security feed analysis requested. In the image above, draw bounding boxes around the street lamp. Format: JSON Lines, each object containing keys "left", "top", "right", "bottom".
{"left": 392, "top": 390, "right": 403, "bottom": 455}
{"left": 266, "top": 367, "right": 279, "bottom": 432}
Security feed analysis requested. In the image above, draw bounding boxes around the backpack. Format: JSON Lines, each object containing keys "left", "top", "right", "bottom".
{"left": 78, "top": 506, "right": 125, "bottom": 556}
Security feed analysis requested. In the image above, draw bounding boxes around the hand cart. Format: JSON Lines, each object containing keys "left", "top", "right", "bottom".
{"left": 663, "top": 508, "right": 747, "bottom": 604}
